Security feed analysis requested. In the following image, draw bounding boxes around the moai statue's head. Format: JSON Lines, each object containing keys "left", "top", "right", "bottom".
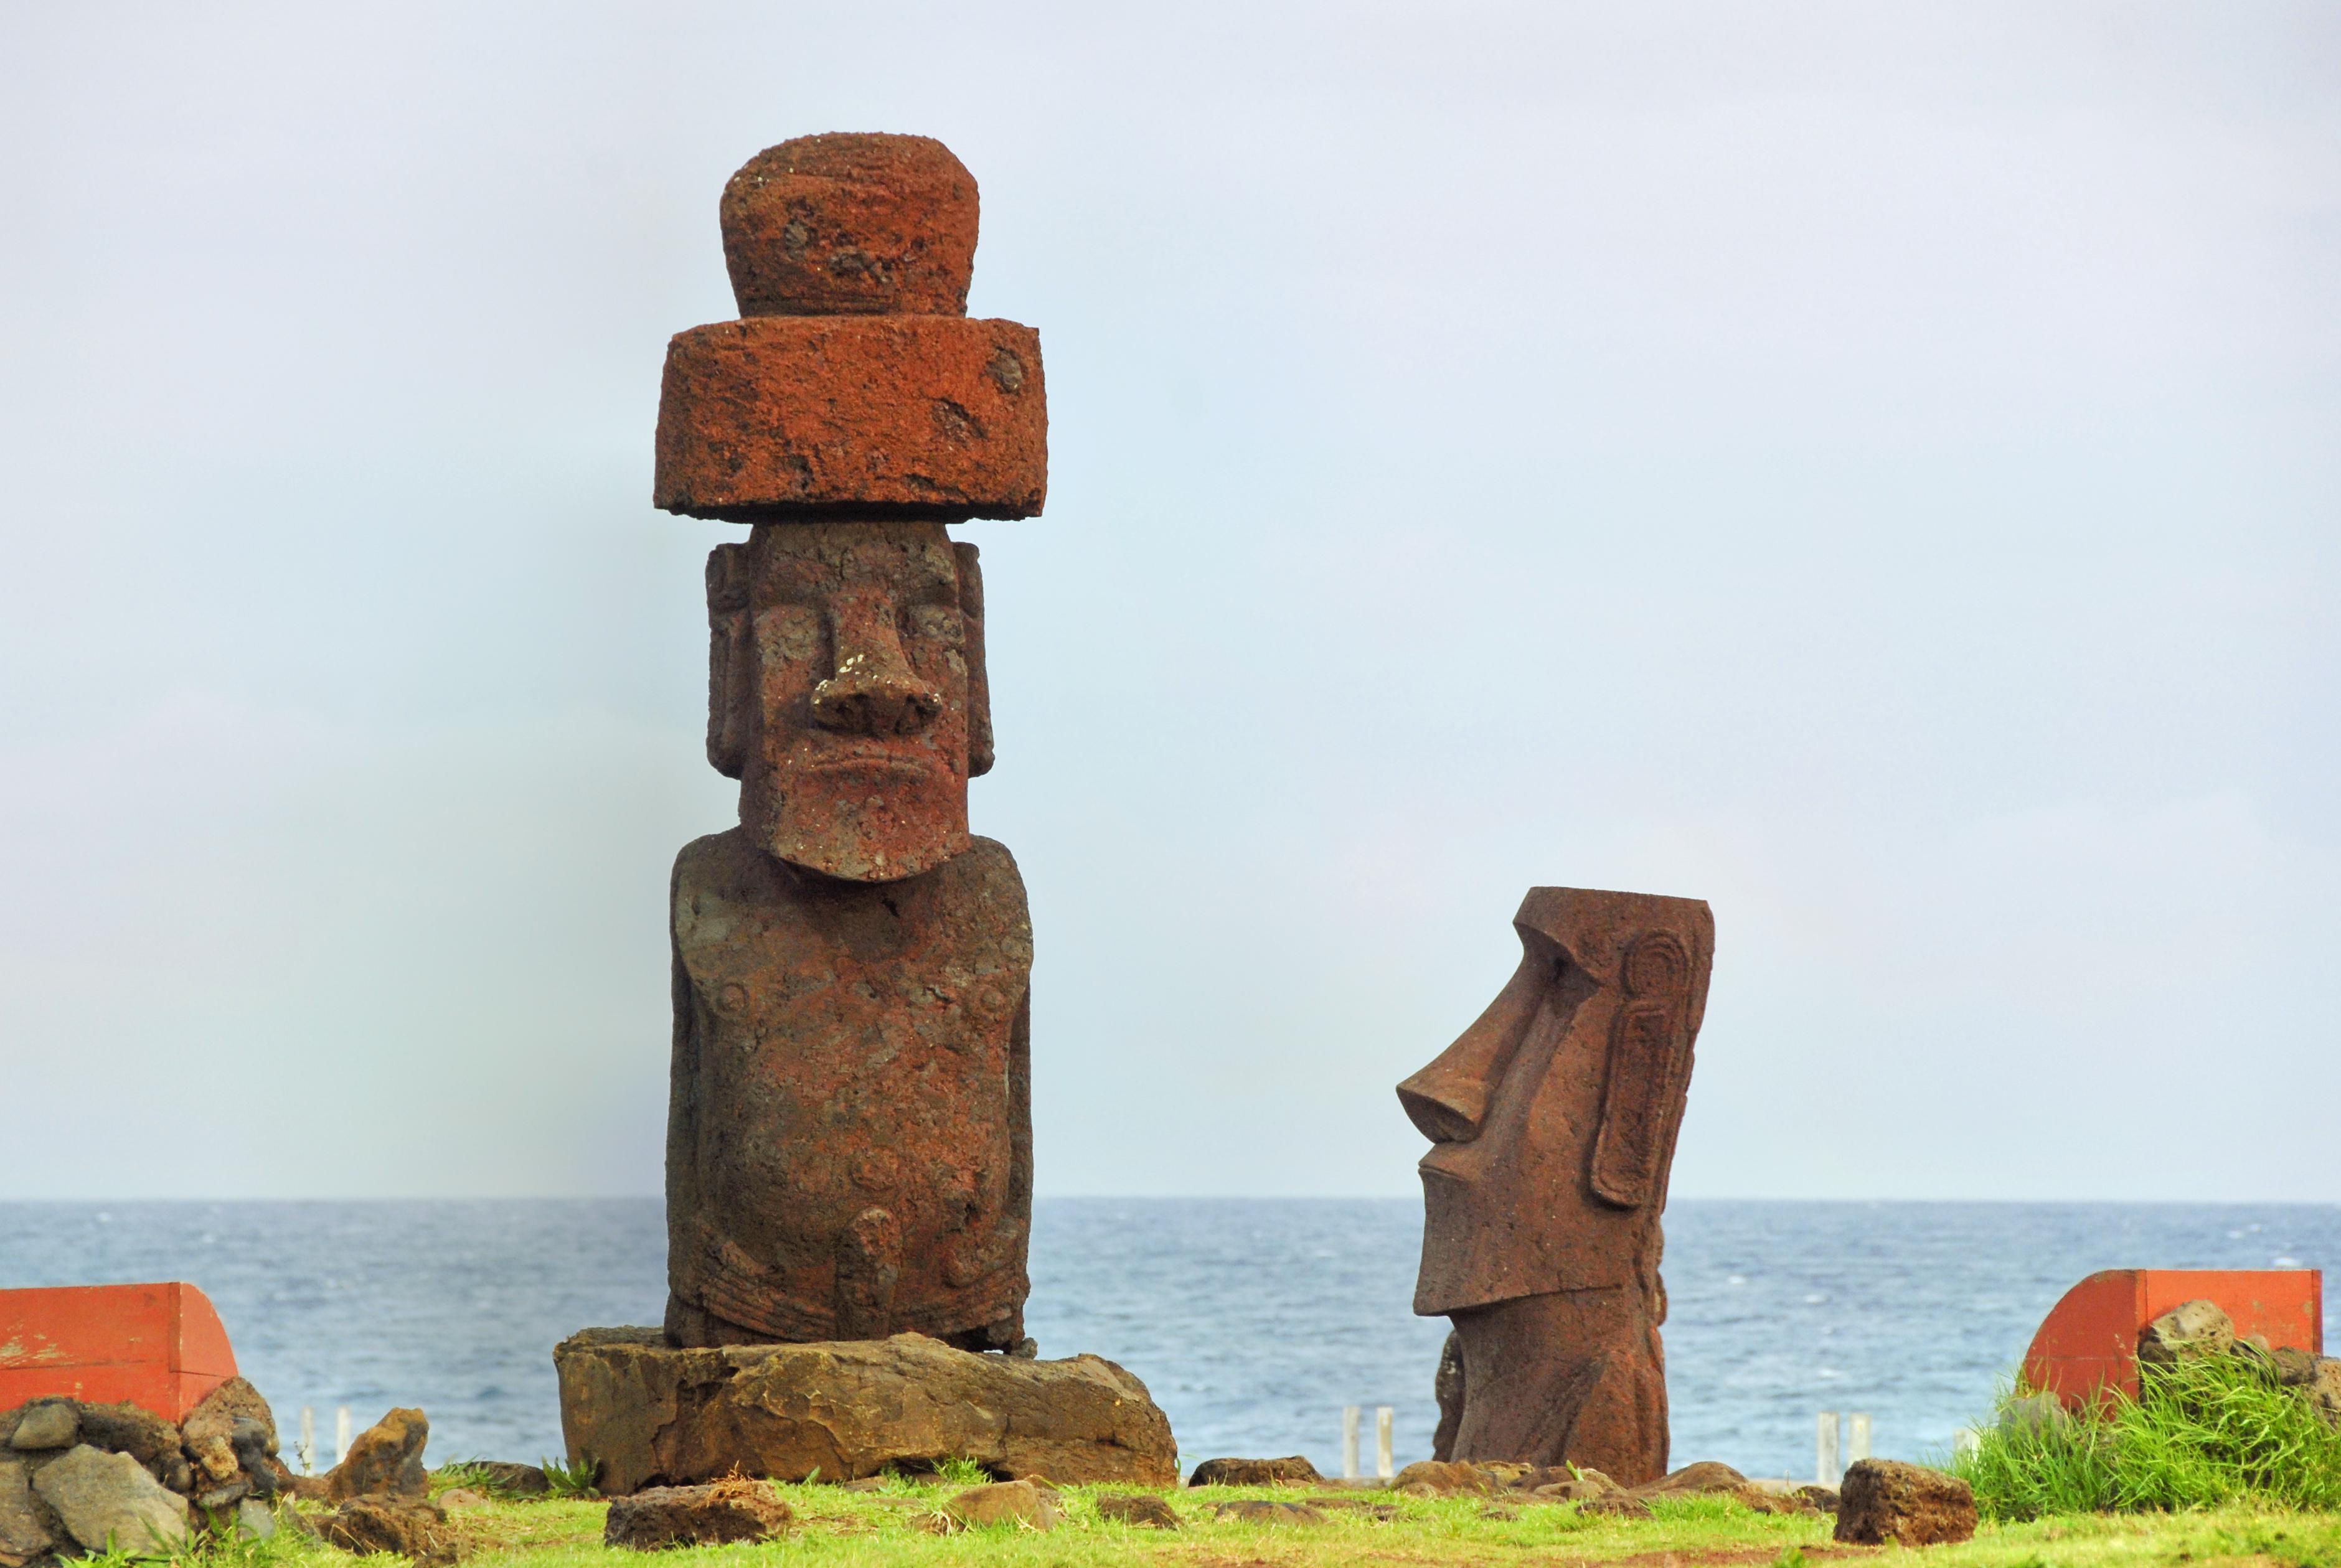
{"left": 1398, "top": 888, "right": 1713, "bottom": 1312}
{"left": 705, "top": 522, "right": 994, "bottom": 882}
{"left": 654, "top": 131, "right": 1048, "bottom": 880}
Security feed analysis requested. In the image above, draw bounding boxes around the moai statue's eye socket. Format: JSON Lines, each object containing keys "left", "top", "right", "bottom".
{"left": 755, "top": 604, "right": 821, "bottom": 665}
{"left": 905, "top": 603, "right": 964, "bottom": 647}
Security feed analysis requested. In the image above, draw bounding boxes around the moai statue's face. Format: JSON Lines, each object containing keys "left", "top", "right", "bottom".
{"left": 705, "top": 521, "right": 992, "bottom": 882}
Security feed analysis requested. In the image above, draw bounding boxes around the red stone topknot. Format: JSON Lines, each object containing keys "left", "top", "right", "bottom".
{"left": 720, "top": 133, "right": 978, "bottom": 317}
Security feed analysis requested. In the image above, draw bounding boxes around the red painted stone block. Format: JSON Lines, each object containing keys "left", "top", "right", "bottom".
{"left": 652, "top": 316, "right": 1047, "bottom": 521}
{"left": 0, "top": 1282, "right": 239, "bottom": 1422}
{"left": 2022, "top": 1267, "right": 2324, "bottom": 1411}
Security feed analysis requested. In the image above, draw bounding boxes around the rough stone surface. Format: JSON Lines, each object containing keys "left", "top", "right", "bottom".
{"left": 437, "top": 1489, "right": 489, "bottom": 1511}
{"left": 1390, "top": 1461, "right": 1495, "bottom": 1496}
{"left": 2309, "top": 1359, "right": 2341, "bottom": 1429}
{"left": 466, "top": 1463, "right": 550, "bottom": 1498}
{"left": 1634, "top": 1461, "right": 1747, "bottom": 1496}
{"left": 71, "top": 1403, "right": 181, "bottom": 1476}
{"left": 664, "top": 523, "right": 1034, "bottom": 1351}
{"left": 31, "top": 1445, "right": 189, "bottom": 1554}
{"left": 1585, "top": 1495, "right": 1655, "bottom": 1519}
{"left": 1400, "top": 888, "right": 1714, "bottom": 1486}
{"left": 555, "top": 1329, "right": 1174, "bottom": 1495}
{"left": 7, "top": 1406, "right": 74, "bottom": 1453}
{"left": 181, "top": 1378, "right": 277, "bottom": 1484}
{"left": 605, "top": 1480, "right": 795, "bottom": 1549}
{"left": 653, "top": 316, "right": 1045, "bottom": 522}
{"left": 0, "top": 1460, "right": 59, "bottom": 1566}
{"left": 1185, "top": 1456, "right": 1322, "bottom": 1488}
{"left": 326, "top": 1409, "right": 430, "bottom": 1501}
{"left": 319, "top": 1498, "right": 453, "bottom": 1562}
{"left": 943, "top": 1480, "right": 1056, "bottom": 1531}
{"left": 1832, "top": 1459, "right": 1977, "bottom": 1547}
{"left": 1094, "top": 1493, "right": 1180, "bottom": 1528}
{"left": 2137, "top": 1299, "right": 2235, "bottom": 1364}
{"left": 235, "top": 1498, "right": 277, "bottom": 1539}
{"left": 720, "top": 135, "right": 979, "bottom": 319}
{"left": 1215, "top": 1500, "right": 1327, "bottom": 1526}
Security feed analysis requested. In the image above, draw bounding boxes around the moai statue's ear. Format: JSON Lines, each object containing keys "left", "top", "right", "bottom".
{"left": 954, "top": 541, "right": 994, "bottom": 777}
{"left": 705, "top": 542, "right": 752, "bottom": 779}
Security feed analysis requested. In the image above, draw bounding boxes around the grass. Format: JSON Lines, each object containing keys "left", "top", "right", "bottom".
{"left": 138, "top": 1475, "right": 2341, "bottom": 1568}
{"left": 1952, "top": 1353, "right": 2341, "bottom": 1520}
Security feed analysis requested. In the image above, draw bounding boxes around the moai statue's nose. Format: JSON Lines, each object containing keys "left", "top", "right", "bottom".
{"left": 812, "top": 604, "right": 943, "bottom": 736}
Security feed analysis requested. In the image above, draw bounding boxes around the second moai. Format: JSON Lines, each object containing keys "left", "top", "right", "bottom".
{"left": 654, "top": 135, "right": 1046, "bottom": 1353}
{"left": 1397, "top": 888, "right": 1715, "bottom": 1483}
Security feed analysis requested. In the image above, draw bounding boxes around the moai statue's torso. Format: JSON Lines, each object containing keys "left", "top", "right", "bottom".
{"left": 649, "top": 134, "right": 1050, "bottom": 1353}
{"left": 666, "top": 829, "right": 1032, "bottom": 1346}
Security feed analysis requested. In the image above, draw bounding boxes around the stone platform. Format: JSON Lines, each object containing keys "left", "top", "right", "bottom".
{"left": 553, "top": 1330, "right": 1178, "bottom": 1495}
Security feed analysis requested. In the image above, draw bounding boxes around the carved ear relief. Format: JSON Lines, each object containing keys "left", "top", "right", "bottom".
{"left": 705, "top": 542, "right": 752, "bottom": 779}
{"left": 1589, "top": 931, "right": 1695, "bottom": 1209}
{"left": 953, "top": 540, "right": 994, "bottom": 777}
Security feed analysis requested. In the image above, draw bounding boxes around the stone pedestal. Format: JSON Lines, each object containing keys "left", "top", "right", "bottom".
{"left": 553, "top": 1330, "right": 1177, "bottom": 1495}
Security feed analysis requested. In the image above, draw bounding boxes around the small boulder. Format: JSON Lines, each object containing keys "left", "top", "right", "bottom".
{"left": 1214, "top": 1498, "right": 1326, "bottom": 1525}
{"left": 1634, "top": 1460, "right": 1748, "bottom": 1496}
{"left": 181, "top": 1378, "right": 278, "bottom": 1485}
{"left": 1797, "top": 1485, "right": 1841, "bottom": 1513}
{"left": 1730, "top": 1484, "right": 1819, "bottom": 1516}
{"left": 437, "top": 1488, "right": 491, "bottom": 1511}
{"left": 1094, "top": 1492, "right": 1180, "bottom": 1528}
{"left": 605, "top": 1480, "right": 794, "bottom": 1549}
{"left": 1833, "top": 1459, "right": 1977, "bottom": 1547}
{"left": 319, "top": 1497, "right": 455, "bottom": 1562}
{"left": 327, "top": 1409, "right": 431, "bottom": 1501}
{"left": 1392, "top": 1460, "right": 1495, "bottom": 1496}
{"left": 0, "top": 1460, "right": 62, "bottom": 1566}
{"left": 2307, "top": 1359, "right": 2341, "bottom": 1429}
{"left": 2268, "top": 1346, "right": 2319, "bottom": 1387}
{"left": 234, "top": 1498, "right": 277, "bottom": 1540}
{"left": 1186, "top": 1455, "right": 1322, "bottom": 1487}
{"left": 2137, "top": 1299, "right": 2235, "bottom": 1366}
{"left": 7, "top": 1406, "right": 75, "bottom": 1454}
{"left": 466, "top": 1462, "right": 550, "bottom": 1498}
{"left": 72, "top": 1404, "right": 182, "bottom": 1477}
{"left": 31, "top": 1444, "right": 191, "bottom": 1555}
{"left": 1583, "top": 1495, "right": 1654, "bottom": 1519}
{"left": 942, "top": 1479, "right": 1057, "bottom": 1531}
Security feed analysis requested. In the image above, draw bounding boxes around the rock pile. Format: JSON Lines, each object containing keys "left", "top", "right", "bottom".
{"left": 1182, "top": 1453, "right": 1837, "bottom": 1516}
{"left": 2142, "top": 1298, "right": 2341, "bottom": 1427}
{"left": 0, "top": 1380, "right": 293, "bottom": 1563}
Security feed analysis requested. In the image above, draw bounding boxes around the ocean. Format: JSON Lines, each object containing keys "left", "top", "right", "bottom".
{"left": 4, "top": 1199, "right": 2334, "bottom": 1481}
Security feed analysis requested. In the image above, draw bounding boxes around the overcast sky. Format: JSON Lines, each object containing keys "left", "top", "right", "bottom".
{"left": 2, "top": 2, "right": 2333, "bottom": 1203}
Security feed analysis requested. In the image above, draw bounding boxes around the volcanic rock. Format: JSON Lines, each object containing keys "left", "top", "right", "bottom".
{"left": 7, "top": 1407, "right": 74, "bottom": 1453}
{"left": 1632, "top": 1460, "right": 1748, "bottom": 1496}
{"left": 319, "top": 1497, "right": 455, "bottom": 1562}
{"left": 71, "top": 1404, "right": 181, "bottom": 1476}
{"left": 2137, "top": 1299, "right": 2235, "bottom": 1365}
{"left": 0, "top": 1460, "right": 60, "bottom": 1566}
{"left": 464, "top": 1463, "right": 550, "bottom": 1498}
{"left": 1832, "top": 1459, "right": 1977, "bottom": 1547}
{"left": 31, "top": 1445, "right": 190, "bottom": 1555}
{"left": 941, "top": 1480, "right": 1056, "bottom": 1531}
{"left": 604, "top": 1480, "right": 794, "bottom": 1549}
{"left": 1214, "top": 1499, "right": 1327, "bottom": 1525}
{"left": 181, "top": 1379, "right": 277, "bottom": 1485}
{"left": 1094, "top": 1493, "right": 1180, "bottom": 1528}
{"left": 1184, "top": 1455, "right": 1321, "bottom": 1487}
{"left": 326, "top": 1409, "right": 430, "bottom": 1501}
{"left": 554, "top": 1329, "right": 1174, "bottom": 1494}
{"left": 1391, "top": 1460, "right": 1495, "bottom": 1496}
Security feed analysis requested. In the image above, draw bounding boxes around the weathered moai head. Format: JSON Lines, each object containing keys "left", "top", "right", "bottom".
{"left": 704, "top": 523, "right": 993, "bottom": 881}
{"left": 1400, "top": 888, "right": 1713, "bottom": 1313}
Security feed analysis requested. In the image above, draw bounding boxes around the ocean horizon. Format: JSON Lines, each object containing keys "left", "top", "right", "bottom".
{"left": 6, "top": 1198, "right": 2334, "bottom": 1482}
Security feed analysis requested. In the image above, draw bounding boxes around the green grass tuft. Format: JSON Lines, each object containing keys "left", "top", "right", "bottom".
{"left": 1953, "top": 1352, "right": 2341, "bottom": 1520}
{"left": 538, "top": 1455, "right": 601, "bottom": 1499}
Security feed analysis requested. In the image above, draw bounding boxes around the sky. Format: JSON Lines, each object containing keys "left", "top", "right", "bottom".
{"left": 1, "top": 2, "right": 2334, "bottom": 1203}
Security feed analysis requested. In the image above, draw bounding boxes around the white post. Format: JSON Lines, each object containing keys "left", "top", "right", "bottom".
{"left": 1341, "top": 1406, "right": 1360, "bottom": 1480}
{"left": 298, "top": 1407, "right": 315, "bottom": 1475}
{"left": 1816, "top": 1411, "right": 1841, "bottom": 1488}
{"left": 1847, "top": 1412, "right": 1872, "bottom": 1465}
{"left": 1375, "top": 1406, "right": 1395, "bottom": 1481}
{"left": 335, "top": 1406, "right": 353, "bottom": 1467}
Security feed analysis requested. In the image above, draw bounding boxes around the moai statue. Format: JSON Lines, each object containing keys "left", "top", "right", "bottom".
{"left": 1397, "top": 888, "right": 1713, "bottom": 1483}
{"left": 653, "top": 134, "right": 1048, "bottom": 1353}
